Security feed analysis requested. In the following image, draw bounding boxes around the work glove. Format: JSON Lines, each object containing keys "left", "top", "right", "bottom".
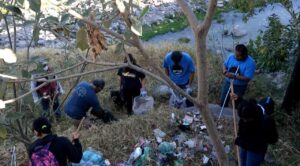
{"left": 140, "top": 88, "right": 147, "bottom": 97}
{"left": 33, "top": 98, "right": 39, "bottom": 103}
{"left": 185, "top": 85, "right": 192, "bottom": 94}
{"left": 102, "top": 110, "right": 118, "bottom": 123}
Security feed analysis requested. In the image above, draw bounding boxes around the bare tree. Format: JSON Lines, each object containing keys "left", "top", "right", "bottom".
{"left": 0, "top": 0, "right": 228, "bottom": 164}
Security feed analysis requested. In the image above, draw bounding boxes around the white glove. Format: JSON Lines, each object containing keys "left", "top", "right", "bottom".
{"left": 140, "top": 88, "right": 147, "bottom": 97}
{"left": 34, "top": 98, "right": 39, "bottom": 103}
{"left": 186, "top": 85, "right": 192, "bottom": 94}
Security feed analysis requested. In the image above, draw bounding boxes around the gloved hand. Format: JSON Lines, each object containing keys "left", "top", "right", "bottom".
{"left": 102, "top": 111, "right": 118, "bottom": 123}
{"left": 34, "top": 98, "right": 39, "bottom": 103}
{"left": 140, "top": 88, "right": 147, "bottom": 97}
{"left": 186, "top": 85, "right": 192, "bottom": 94}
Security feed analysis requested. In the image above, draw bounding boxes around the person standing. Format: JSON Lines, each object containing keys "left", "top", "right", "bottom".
{"left": 64, "top": 80, "right": 116, "bottom": 127}
{"left": 28, "top": 117, "right": 82, "bottom": 165}
{"left": 31, "top": 61, "right": 64, "bottom": 118}
{"left": 234, "top": 99, "right": 278, "bottom": 166}
{"left": 118, "top": 54, "right": 146, "bottom": 115}
{"left": 220, "top": 44, "right": 256, "bottom": 107}
{"left": 163, "top": 51, "right": 195, "bottom": 107}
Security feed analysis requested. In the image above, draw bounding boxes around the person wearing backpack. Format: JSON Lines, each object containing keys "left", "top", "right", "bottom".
{"left": 233, "top": 99, "right": 278, "bottom": 166}
{"left": 28, "top": 117, "right": 82, "bottom": 166}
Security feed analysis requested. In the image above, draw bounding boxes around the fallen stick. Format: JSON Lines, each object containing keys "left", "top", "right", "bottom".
{"left": 230, "top": 80, "right": 241, "bottom": 166}
{"left": 75, "top": 117, "right": 86, "bottom": 133}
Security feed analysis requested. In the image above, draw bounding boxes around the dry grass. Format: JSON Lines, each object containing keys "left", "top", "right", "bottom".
{"left": 0, "top": 45, "right": 297, "bottom": 165}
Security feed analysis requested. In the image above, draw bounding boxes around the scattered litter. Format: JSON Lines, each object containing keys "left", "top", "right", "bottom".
{"left": 153, "top": 128, "right": 166, "bottom": 138}
{"left": 104, "top": 159, "right": 111, "bottom": 166}
{"left": 79, "top": 107, "right": 233, "bottom": 165}
{"left": 133, "top": 96, "right": 154, "bottom": 115}
{"left": 217, "top": 125, "right": 223, "bottom": 130}
{"left": 184, "top": 139, "right": 196, "bottom": 148}
{"left": 202, "top": 155, "right": 210, "bottom": 164}
{"left": 225, "top": 145, "right": 231, "bottom": 154}
{"left": 200, "top": 125, "right": 207, "bottom": 130}
{"left": 73, "top": 147, "right": 107, "bottom": 166}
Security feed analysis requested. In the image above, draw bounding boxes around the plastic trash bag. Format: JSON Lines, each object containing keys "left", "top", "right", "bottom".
{"left": 72, "top": 147, "right": 106, "bottom": 166}
{"left": 169, "top": 89, "right": 187, "bottom": 109}
{"left": 133, "top": 96, "right": 154, "bottom": 115}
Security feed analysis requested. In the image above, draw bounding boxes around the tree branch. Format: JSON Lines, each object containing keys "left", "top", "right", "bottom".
{"left": 67, "top": 9, "right": 135, "bottom": 46}
{"left": 2, "top": 65, "right": 127, "bottom": 105}
{"left": 176, "top": 0, "right": 199, "bottom": 32}
{"left": 198, "top": 0, "right": 217, "bottom": 34}
{"left": 35, "top": 61, "right": 85, "bottom": 78}
{"left": 78, "top": 55, "right": 125, "bottom": 66}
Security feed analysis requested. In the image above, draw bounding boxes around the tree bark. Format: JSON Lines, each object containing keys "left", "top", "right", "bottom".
{"left": 177, "top": 0, "right": 228, "bottom": 165}
{"left": 282, "top": 49, "right": 300, "bottom": 113}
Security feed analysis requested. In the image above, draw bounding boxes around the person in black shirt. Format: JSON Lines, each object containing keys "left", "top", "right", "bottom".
{"left": 118, "top": 54, "right": 146, "bottom": 115}
{"left": 28, "top": 117, "right": 82, "bottom": 166}
{"left": 233, "top": 98, "right": 278, "bottom": 166}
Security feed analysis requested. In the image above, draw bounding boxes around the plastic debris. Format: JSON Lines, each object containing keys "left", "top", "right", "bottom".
{"left": 73, "top": 147, "right": 107, "bottom": 166}
{"left": 202, "top": 155, "right": 210, "bottom": 164}
{"left": 133, "top": 96, "right": 154, "bottom": 115}
{"left": 200, "top": 125, "right": 207, "bottom": 130}
{"left": 184, "top": 139, "right": 196, "bottom": 149}
{"left": 153, "top": 128, "right": 166, "bottom": 138}
{"left": 104, "top": 159, "right": 111, "bottom": 166}
{"left": 225, "top": 145, "right": 231, "bottom": 154}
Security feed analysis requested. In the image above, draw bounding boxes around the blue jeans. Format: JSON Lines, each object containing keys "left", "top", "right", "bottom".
{"left": 240, "top": 148, "right": 265, "bottom": 166}
{"left": 41, "top": 97, "right": 61, "bottom": 117}
{"left": 220, "top": 80, "right": 247, "bottom": 107}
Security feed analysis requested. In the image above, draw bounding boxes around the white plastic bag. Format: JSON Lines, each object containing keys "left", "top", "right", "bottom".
{"left": 169, "top": 89, "right": 187, "bottom": 109}
{"left": 133, "top": 96, "right": 154, "bottom": 115}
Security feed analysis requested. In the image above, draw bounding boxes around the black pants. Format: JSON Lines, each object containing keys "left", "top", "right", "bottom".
{"left": 122, "top": 88, "right": 140, "bottom": 115}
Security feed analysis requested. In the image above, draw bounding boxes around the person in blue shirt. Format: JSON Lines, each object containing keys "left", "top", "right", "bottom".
{"left": 64, "top": 80, "right": 116, "bottom": 127}
{"left": 220, "top": 44, "right": 256, "bottom": 107}
{"left": 163, "top": 51, "right": 195, "bottom": 107}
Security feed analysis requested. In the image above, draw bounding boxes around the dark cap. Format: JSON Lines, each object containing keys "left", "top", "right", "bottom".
{"left": 33, "top": 117, "right": 52, "bottom": 134}
{"left": 93, "top": 79, "right": 105, "bottom": 89}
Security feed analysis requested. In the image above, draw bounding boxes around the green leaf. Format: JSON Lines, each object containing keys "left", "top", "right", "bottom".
{"left": 60, "top": 14, "right": 70, "bottom": 24}
{"left": 21, "top": 69, "right": 29, "bottom": 78}
{"left": 41, "top": 16, "right": 59, "bottom": 24}
{"left": 6, "top": 111, "right": 25, "bottom": 121}
{"left": 29, "top": 0, "right": 41, "bottom": 13}
{"left": 139, "top": 5, "right": 149, "bottom": 20}
{"left": 124, "top": 29, "right": 132, "bottom": 40}
{"left": 114, "top": 43, "right": 124, "bottom": 55}
{"left": 130, "top": 20, "right": 143, "bottom": 36}
{"left": 32, "top": 26, "right": 40, "bottom": 43}
{"left": 76, "top": 27, "right": 89, "bottom": 51}
{"left": 17, "top": 0, "right": 25, "bottom": 6}
{"left": 66, "top": 0, "right": 76, "bottom": 5}
{"left": 0, "top": 126, "right": 7, "bottom": 139}
{"left": 102, "top": 20, "right": 112, "bottom": 29}
{"left": 4, "top": 5, "right": 22, "bottom": 16}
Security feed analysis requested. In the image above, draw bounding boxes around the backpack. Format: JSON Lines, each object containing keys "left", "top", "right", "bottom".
{"left": 29, "top": 142, "right": 59, "bottom": 166}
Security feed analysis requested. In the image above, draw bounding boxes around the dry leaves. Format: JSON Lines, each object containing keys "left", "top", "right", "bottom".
{"left": 87, "top": 10, "right": 108, "bottom": 62}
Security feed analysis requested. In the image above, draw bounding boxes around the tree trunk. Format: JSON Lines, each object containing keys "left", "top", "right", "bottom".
{"left": 282, "top": 52, "right": 300, "bottom": 113}
{"left": 196, "top": 33, "right": 229, "bottom": 165}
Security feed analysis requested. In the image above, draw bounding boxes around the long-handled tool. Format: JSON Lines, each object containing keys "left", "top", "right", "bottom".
{"left": 10, "top": 146, "right": 16, "bottom": 166}
{"left": 230, "top": 80, "right": 241, "bottom": 166}
{"left": 218, "top": 65, "right": 240, "bottom": 120}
